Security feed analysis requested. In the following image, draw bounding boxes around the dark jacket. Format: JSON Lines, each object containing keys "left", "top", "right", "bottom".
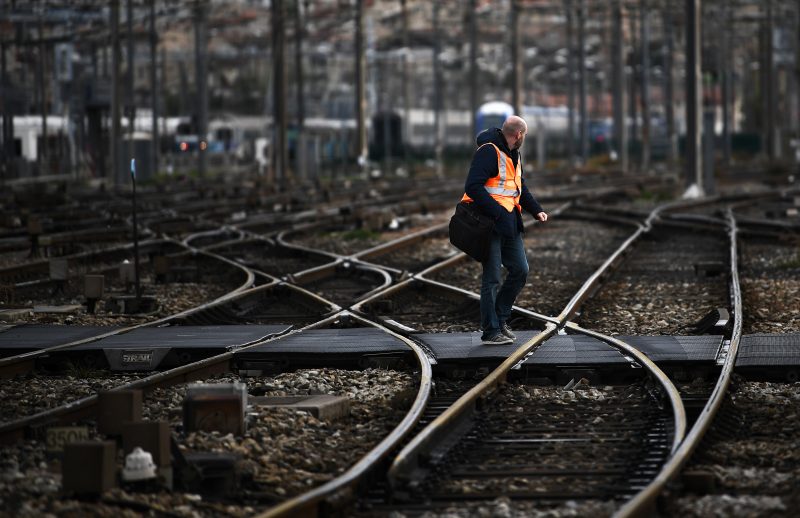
{"left": 464, "top": 128, "right": 544, "bottom": 238}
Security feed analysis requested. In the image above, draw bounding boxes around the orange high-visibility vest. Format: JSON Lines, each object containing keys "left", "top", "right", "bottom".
{"left": 461, "top": 143, "right": 522, "bottom": 212}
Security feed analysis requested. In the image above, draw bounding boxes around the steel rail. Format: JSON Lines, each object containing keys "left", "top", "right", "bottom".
{"left": 182, "top": 226, "right": 245, "bottom": 248}
{"left": 252, "top": 310, "right": 433, "bottom": 518}
{"left": 386, "top": 323, "right": 558, "bottom": 485}
{"left": 173, "top": 277, "right": 341, "bottom": 326}
{"left": 264, "top": 232, "right": 343, "bottom": 263}
{"left": 556, "top": 220, "right": 645, "bottom": 323}
{"left": 352, "top": 220, "right": 450, "bottom": 261}
{"left": 0, "top": 305, "right": 360, "bottom": 443}
{"left": 564, "top": 322, "right": 686, "bottom": 455}
{"left": 413, "top": 275, "right": 557, "bottom": 326}
{"left": 274, "top": 224, "right": 359, "bottom": 258}
{"left": 202, "top": 234, "right": 341, "bottom": 278}
{"left": 288, "top": 258, "right": 394, "bottom": 307}
{"left": 614, "top": 209, "right": 743, "bottom": 517}
{"left": 0, "top": 237, "right": 181, "bottom": 284}
{"left": 0, "top": 297, "right": 347, "bottom": 443}
{"left": 350, "top": 274, "right": 554, "bottom": 334}
{"left": 0, "top": 249, "right": 255, "bottom": 379}
{"left": 382, "top": 201, "right": 686, "bottom": 503}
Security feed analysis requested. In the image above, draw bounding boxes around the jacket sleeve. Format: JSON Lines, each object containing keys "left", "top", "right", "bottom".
{"left": 519, "top": 175, "right": 544, "bottom": 216}
{"left": 464, "top": 146, "right": 506, "bottom": 220}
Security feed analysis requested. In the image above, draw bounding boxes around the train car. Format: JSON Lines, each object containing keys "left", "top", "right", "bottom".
{"left": 476, "top": 101, "right": 514, "bottom": 135}
{"left": 12, "top": 115, "right": 70, "bottom": 165}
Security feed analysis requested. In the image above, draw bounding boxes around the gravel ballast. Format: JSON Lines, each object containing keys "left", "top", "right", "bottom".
{"left": 0, "top": 368, "right": 416, "bottom": 517}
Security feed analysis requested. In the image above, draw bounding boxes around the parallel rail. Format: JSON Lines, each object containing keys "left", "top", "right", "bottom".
{"left": 613, "top": 209, "right": 744, "bottom": 517}
{"left": 3, "top": 185, "right": 772, "bottom": 516}
{"left": 0, "top": 249, "right": 255, "bottom": 379}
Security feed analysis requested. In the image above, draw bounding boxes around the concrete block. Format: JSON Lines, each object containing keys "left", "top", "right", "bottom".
{"left": 84, "top": 274, "right": 105, "bottom": 299}
{"left": 682, "top": 469, "right": 717, "bottom": 494}
{"left": 694, "top": 261, "right": 725, "bottom": 278}
{"left": 0, "top": 309, "right": 31, "bottom": 322}
{"left": 97, "top": 390, "right": 143, "bottom": 436}
{"left": 122, "top": 421, "right": 171, "bottom": 468}
{"left": 27, "top": 218, "right": 42, "bottom": 236}
{"left": 184, "top": 383, "right": 246, "bottom": 436}
{"left": 251, "top": 395, "right": 350, "bottom": 421}
{"left": 32, "top": 305, "right": 83, "bottom": 314}
{"left": 153, "top": 256, "right": 170, "bottom": 276}
{"left": 49, "top": 258, "right": 68, "bottom": 280}
{"left": 62, "top": 440, "right": 117, "bottom": 494}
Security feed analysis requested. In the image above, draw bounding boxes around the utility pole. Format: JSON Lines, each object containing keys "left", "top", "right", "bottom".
{"left": 1, "top": 41, "right": 9, "bottom": 179}
{"left": 663, "top": 4, "right": 678, "bottom": 167}
{"left": 37, "top": 9, "right": 47, "bottom": 177}
{"left": 763, "top": 0, "right": 776, "bottom": 159}
{"left": 795, "top": 0, "right": 800, "bottom": 148}
{"left": 469, "top": 0, "right": 478, "bottom": 137}
{"left": 578, "top": 0, "right": 587, "bottom": 164}
{"left": 685, "top": 0, "right": 702, "bottom": 190}
{"left": 566, "top": 0, "right": 575, "bottom": 168}
{"left": 612, "top": 0, "right": 628, "bottom": 173}
{"left": 149, "top": 0, "right": 159, "bottom": 177}
{"left": 294, "top": 0, "right": 306, "bottom": 181}
{"left": 111, "top": 0, "right": 122, "bottom": 187}
{"left": 628, "top": 4, "right": 638, "bottom": 157}
{"left": 126, "top": 0, "right": 135, "bottom": 171}
{"left": 511, "top": 0, "right": 522, "bottom": 116}
{"left": 160, "top": 46, "right": 167, "bottom": 142}
{"left": 194, "top": 0, "right": 208, "bottom": 178}
{"left": 433, "top": 1, "right": 443, "bottom": 177}
{"left": 640, "top": 0, "right": 650, "bottom": 172}
{"left": 355, "top": 0, "right": 367, "bottom": 173}
{"left": 721, "top": 1, "right": 732, "bottom": 166}
{"left": 401, "top": 0, "right": 411, "bottom": 173}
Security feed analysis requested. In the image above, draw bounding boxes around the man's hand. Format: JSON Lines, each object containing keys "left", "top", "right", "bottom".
{"left": 535, "top": 211, "right": 548, "bottom": 222}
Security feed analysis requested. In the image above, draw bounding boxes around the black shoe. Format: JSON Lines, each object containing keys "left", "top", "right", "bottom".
{"left": 500, "top": 323, "right": 516, "bottom": 341}
{"left": 481, "top": 333, "right": 513, "bottom": 345}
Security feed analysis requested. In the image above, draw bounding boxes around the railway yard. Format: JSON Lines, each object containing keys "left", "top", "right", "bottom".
{"left": 0, "top": 169, "right": 799, "bottom": 518}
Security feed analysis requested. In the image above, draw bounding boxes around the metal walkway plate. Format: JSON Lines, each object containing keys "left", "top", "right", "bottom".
{"left": 71, "top": 325, "right": 290, "bottom": 351}
{"left": 417, "top": 332, "right": 722, "bottom": 364}
{"left": 0, "top": 324, "right": 121, "bottom": 351}
{"left": 737, "top": 334, "right": 800, "bottom": 367}
{"left": 525, "top": 335, "right": 628, "bottom": 365}
{"left": 416, "top": 331, "right": 542, "bottom": 360}
{"left": 618, "top": 335, "right": 723, "bottom": 362}
{"left": 245, "top": 327, "right": 410, "bottom": 354}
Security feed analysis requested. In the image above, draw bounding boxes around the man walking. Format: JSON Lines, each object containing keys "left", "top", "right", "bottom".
{"left": 461, "top": 115, "right": 548, "bottom": 345}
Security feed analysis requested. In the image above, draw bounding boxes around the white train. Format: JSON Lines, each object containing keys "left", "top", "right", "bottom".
{"left": 7, "top": 101, "right": 611, "bottom": 179}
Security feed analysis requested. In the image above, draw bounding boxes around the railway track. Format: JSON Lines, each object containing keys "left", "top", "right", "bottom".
{"left": 0, "top": 311, "right": 432, "bottom": 518}
{"left": 3, "top": 181, "right": 799, "bottom": 517}
{"left": 259, "top": 193, "right": 753, "bottom": 517}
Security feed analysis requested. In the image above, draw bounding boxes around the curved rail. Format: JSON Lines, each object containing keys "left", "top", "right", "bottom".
{"left": 289, "top": 258, "right": 394, "bottom": 308}
{"left": 384, "top": 196, "right": 707, "bottom": 509}
{"left": 253, "top": 311, "right": 433, "bottom": 518}
{"left": 182, "top": 226, "right": 245, "bottom": 249}
{"left": 614, "top": 209, "right": 743, "bottom": 517}
{"left": 564, "top": 322, "right": 686, "bottom": 455}
{"left": 387, "top": 323, "right": 559, "bottom": 485}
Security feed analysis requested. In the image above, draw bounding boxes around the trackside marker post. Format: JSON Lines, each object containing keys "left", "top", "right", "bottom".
{"left": 131, "top": 158, "right": 141, "bottom": 299}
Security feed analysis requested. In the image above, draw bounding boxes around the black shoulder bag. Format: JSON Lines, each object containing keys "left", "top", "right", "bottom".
{"left": 448, "top": 202, "right": 495, "bottom": 263}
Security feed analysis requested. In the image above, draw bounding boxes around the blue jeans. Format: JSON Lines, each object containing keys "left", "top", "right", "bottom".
{"left": 480, "top": 230, "right": 529, "bottom": 339}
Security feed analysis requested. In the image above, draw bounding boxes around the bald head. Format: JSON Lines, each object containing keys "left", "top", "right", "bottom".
{"left": 502, "top": 115, "right": 528, "bottom": 150}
